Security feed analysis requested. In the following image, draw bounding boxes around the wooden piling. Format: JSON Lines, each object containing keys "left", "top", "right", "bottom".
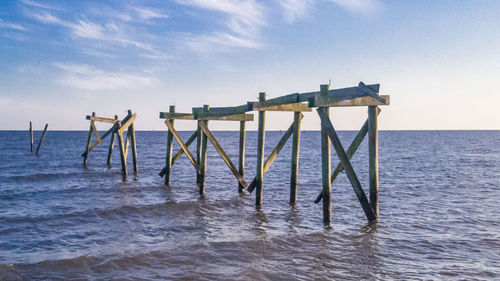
{"left": 238, "top": 120, "right": 246, "bottom": 192}
{"left": 165, "top": 106, "right": 175, "bottom": 185}
{"left": 368, "top": 106, "right": 379, "bottom": 216}
{"left": 128, "top": 110, "right": 138, "bottom": 173}
{"left": 256, "top": 92, "right": 266, "bottom": 206}
{"left": 107, "top": 115, "right": 118, "bottom": 166}
{"left": 83, "top": 113, "right": 95, "bottom": 165}
{"left": 319, "top": 85, "right": 331, "bottom": 226}
{"left": 116, "top": 121, "right": 128, "bottom": 175}
{"left": 199, "top": 105, "right": 209, "bottom": 194}
{"left": 290, "top": 111, "right": 301, "bottom": 205}
{"left": 35, "top": 123, "right": 48, "bottom": 155}
{"left": 196, "top": 120, "right": 202, "bottom": 186}
{"left": 30, "top": 121, "right": 33, "bottom": 153}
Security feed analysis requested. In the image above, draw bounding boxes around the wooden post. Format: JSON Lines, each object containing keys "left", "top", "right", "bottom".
{"left": 83, "top": 112, "right": 95, "bottom": 165}
{"left": 290, "top": 111, "right": 301, "bottom": 205}
{"left": 238, "top": 120, "right": 246, "bottom": 193}
{"left": 368, "top": 106, "right": 379, "bottom": 216}
{"left": 165, "top": 106, "right": 175, "bottom": 185}
{"left": 256, "top": 92, "right": 266, "bottom": 206}
{"left": 29, "top": 122, "right": 33, "bottom": 153}
{"left": 35, "top": 123, "right": 48, "bottom": 155}
{"left": 116, "top": 121, "right": 127, "bottom": 175}
{"left": 320, "top": 85, "right": 331, "bottom": 226}
{"left": 199, "top": 105, "right": 209, "bottom": 194}
{"left": 196, "top": 120, "right": 203, "bottom": 186}
{"left": 107, "top": 115, "right": 118, "bottom": 166}
{"left": 128, "top": 110, "right": 138, "bottom": 173}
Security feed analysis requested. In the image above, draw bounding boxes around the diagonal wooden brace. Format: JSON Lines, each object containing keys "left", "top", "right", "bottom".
{"left": 317, "top": 108, "right": 377, "bottom": 222}
{"left": 247, "top": 113, "right": 303, "bottom": 193}
{"left": 164, "top": 119, "right": 200, "bottom": 172}
{"left": 82, "top": 123, "right": 117, "bottom": 157}
{"left": 159, "top": 130, "right": 198, "bottom": 177}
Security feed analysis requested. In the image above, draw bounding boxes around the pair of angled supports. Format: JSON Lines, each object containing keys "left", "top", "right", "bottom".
{"left": 82, "top": 110, "right": 138, "bottom": 175}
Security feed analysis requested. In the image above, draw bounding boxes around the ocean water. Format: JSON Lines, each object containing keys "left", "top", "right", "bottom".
{"left": 0, "top": 130, "right": 499, "bottom": 280}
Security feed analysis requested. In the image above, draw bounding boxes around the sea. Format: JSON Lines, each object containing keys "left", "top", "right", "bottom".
{"left": 0, "top": 130, "right": 499, "bottom": 280}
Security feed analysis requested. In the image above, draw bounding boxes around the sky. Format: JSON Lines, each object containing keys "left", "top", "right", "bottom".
{"left": 0, "top": 0, "right": 499, "bottom": 131}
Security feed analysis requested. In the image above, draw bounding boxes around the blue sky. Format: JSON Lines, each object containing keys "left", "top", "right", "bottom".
{"left": 1, "top": 0, "right": 499, "bottom": 130}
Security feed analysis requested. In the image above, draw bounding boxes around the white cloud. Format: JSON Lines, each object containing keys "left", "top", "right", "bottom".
{"left": 21, "top": 0, "right": 62, "bottom": 11}
{"left": 31, "top": 12, "right": 68, "bottom": 25}
{"left": 0, "top": 19, "right": 28, "bottom": 31}
{"left": 277, "top": 0, "right": 313, "bottom": 23}
{"left": 327, "top": 0, "right": 381, "bottom": 15}
{"left": 53, "top": 63, "right": 157, "bottom": 90}
{"left": 130, "top": 6, "right": 169, "bottom": 20}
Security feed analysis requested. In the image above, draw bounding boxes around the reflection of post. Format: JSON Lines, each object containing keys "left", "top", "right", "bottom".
{"left": 165, "top": 106, "right": 175, "bottom": 185}
{"left": 83, "top": 112, "right": 95, "bottom": 165}
{"left": 116, "top": 121, "right": 127, "bottom": 175}
{"left": 368, "top": 105, "right": 379, "bottom": 216}
{"left": 256, "top": 92, "right": 266, "bottom": 206}
{"left": 36, "top": 123, "right": 48, "bottom": 155}
{"left": 107, "top": 115, "right": 118, "bottom": 166}
{"left": 320, "top": 85, "right": 331, "bottom": 226}
{"left": 238, "top": 120, "right": 246, "bottom": 193}
{"left": 30, "top": 121, "right": 33, "bottom": 153}
{"left": 199, "top": 105, "right": 209, "bottom": 194}
{"left": 128, "top": 110, "right": 138, "bottom": 173}
{"left": 290, "top": 111, "right": 301, "bottom": 205}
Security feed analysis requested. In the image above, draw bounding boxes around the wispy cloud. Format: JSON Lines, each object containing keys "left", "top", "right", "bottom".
{"left": 0, "top": 18, "right": 28, "bottom": 31}
{"left": 130, "top": 6, "right": 169, "bottom": 20}
{"left": 327, "top": 0, "right": 381, "bottom": 15}
{"left": 277, "top": 0, "right": 314, "bottom": 23}
{"left": 21, "top": 0, "right": 63, "bottom": 11}
{"left": 53, "top": 63, "right": 157, "bottom": 90}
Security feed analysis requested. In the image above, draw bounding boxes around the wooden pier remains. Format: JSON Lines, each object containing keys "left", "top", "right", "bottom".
{"left": 82, "top": 110, "right": 138, "bottom": 175}
{"left": 29, "top": 122, "right": 48, "bottom": 155}
{"left": 159, "top": 82, "right": 389, "bottom": 226}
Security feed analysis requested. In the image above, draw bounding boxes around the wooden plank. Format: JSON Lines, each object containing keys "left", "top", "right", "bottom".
{"left": 247, "top": 115, "right": 298, "bottom": 193}
{"left": 238, "top": 121, "right": 246, "bottom": 193}
{"left": 159, "top": 130, "right": 198, "bottom": 177}
{"left": 193, "top": 104, "right": 248, "bottom": 117}
{"left": 199, "top": 105, "right": 209, "bottom": 194}
{"left": 248, "top": 103, "right": 311, "bottom": 112}
{"left": 81, "top": 123, "right": 117, "bottom": 157}
{"left": 30, "top": 121, "right": 33, "bottom": 153}
{"left": 164, "top": 105, "right": 175, "bottom": 185}
{"left": 159, "top": 112, "right": 195, "bottom": 120}
{"left": 317, "top": 108, "right": 377, "bottom": 222}
{"left": 319, "top": 85, "right": 331, "bottom": 226}
{"left": 314, "top": 108, "right": 381, "bottom": 204}
{"left": 35, "top": 123, "right": 48, "bottom": 155}
{"left": 117, "top": 113, "right": 136, "bottom": 135}
{"left": 107, "top": 115, "right": 118, "bottom": 166}
{"left": 83, "top": 113, "right": 95, "bottom": 165}
{"left": 196, "top": 113, "right": 254, "bottom": 121}
{"left": 86, "top": 115, "right": 119, "bottom": 124}
{"left": 255, "top": 92, "right": 266, "bottom": 205}
{"left": 297, "top": 83, "right": 380, "bottom": 103}
{"left": 310, "top": 95, "right": 390, "bottom": 108}
{"left": 165, "top": 119, "right": 200, "bottom": 172}
{"left": 199, "top": 121, "right": 247, "bottom": 188}
{"left": 116, "top": 121, "right": 128, "bottom": 175}
{"left": 91, "top": 122, "right": 102, "bottom": 144}
{"left": 359, "top": 82, "right": 386, "bottom": 103}
{"left": 247, "top": 93, "right": 299, "bottom": 110}
{"left": 368, "top": 106, "right": 379, "bottom": 216}
{"left": 290, "top": 111, "right": 301, "bottom": 205}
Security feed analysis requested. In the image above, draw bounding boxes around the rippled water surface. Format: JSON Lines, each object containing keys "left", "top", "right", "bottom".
{"left": 0, "top": 130, "right": 499, "bottom": 280}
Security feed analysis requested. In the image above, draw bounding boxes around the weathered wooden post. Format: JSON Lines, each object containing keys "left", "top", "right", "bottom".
{"left": 256, "top": 92, "right": 266, "bottom": 206}
{"left": 116, "top": 120, "right": 127, "bottom": 175}
{"left": 165, "top": 106, "right": 175, "bottom": 185}
{"left": 83, "top": 113, "right": 95, "bottom": 165}
{"left": 368, "top": 106, "right": 379, "bottom": 216}
{"left": 107, "top": 115, "right": 118, "bottom": 166}
{"left": 238, "top": 120, "right": 246, "bottom": 193}
{"left": 36, "top": 123, "right": 48, "bottom": 155}
{"left": 290, "top": 111, "right": 301, "bottom": 205}
{"left": 29, "top": 121, "right": 33, "bottom": 153}
{"left": 199, "top": 105, "right": 209, "bottom": 194}
{"left": 128, "top": 110, "right": 138, "bottom": 173}
{"left": 319, "top": 84, "right": 331, "bottom": 226}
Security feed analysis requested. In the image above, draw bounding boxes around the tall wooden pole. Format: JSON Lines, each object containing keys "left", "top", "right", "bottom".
{"left": 116, "top": 121, "right": 127, "bottom": 175}
{"left": 199, "top": 105, "right": 209, "bottom": 194}
{"left": 196, "top": 120, "right": 203, "bottom": 186}
{"left": 107, "top": 115, "right": 118, "bottom": 166}
{"left": 128, "top": 110, "right": 138, "bottom": 173}
{"left": 165, "top": 106, "right": 175, "bottom": 185}
{"left": 29, "top": 121, "right": 33, "bottom": 153}
{"left": 368, "top": 106, "right": 379, "bottom": 217}
{"left": 256, "top": 92, "right": 266, "bottom": 206}
{"left": 320, "top": 85, "right": 331, "bottom": 226}
{"left": 238, "top": 120, "right": 246, "bottom": 193}
{"left": 35, "top": 123, "right": 48, "bottom": 155}
{"left": 290, "top": 111, "right": 301, "bottom": 205}
{"left": 83, "top": 112, "right": 95, "bottom": 165}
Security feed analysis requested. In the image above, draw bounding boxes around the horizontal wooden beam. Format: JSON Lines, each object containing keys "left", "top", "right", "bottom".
{"left": 86, "top": 115, "right": 120, "bottom": 123}
{"left": 248, "top": 102, "right": 312, "bottom": 112}
{"left": 310, "top": 95, "right": 390, "bottom": 108}
{"left": 297, "top": 83, "right": 380, "bottom": 103}
{"left": 159, "top": 112, "right": 195, "bottom": 120}
{"left": 193, "top": 104, "right": 248, "bottom": 117}
{"left": 247, "top": 93, "right": 299, "bottom": 110}
{"left": 196, "top": 113, "right": 254, "bottom": 121}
